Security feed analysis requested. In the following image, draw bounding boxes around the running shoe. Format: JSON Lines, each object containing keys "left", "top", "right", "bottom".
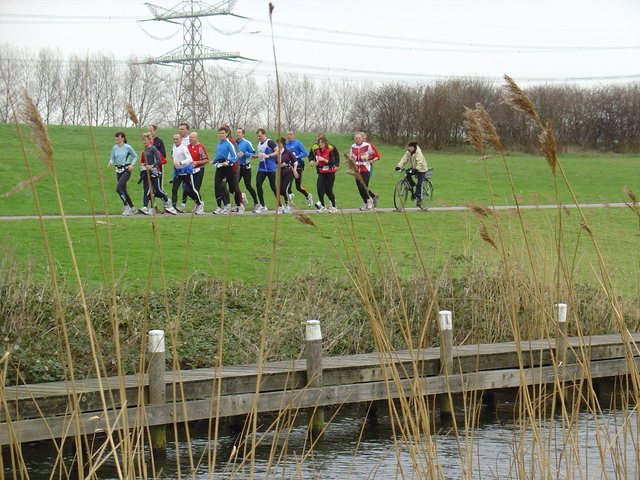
{"left": 176, "top": 203, "right": 186, "bottom": 213}
{"left": 164, "top": 203, "right": 177, "bottom": 215}
{"left": 277, "top": 205, "right": 285, "bottom": 214}
{"left": 372, "top": 194, "right": 379, "bottom": 207}
{"left": 195, "top": 202, "right": 205, "bottom": 215}
{"left": 256, "top": 205, "right": 268, "bottom": 213}
{"left": 317, "top": 205, "right": 327, "bottom": 213}
{"left": 306, "top": 193, "right": 314, "bottom": 207}
{"left": 122, "top": 205, "right": 130, "bottom": 216}
{"left": 288, "top": 193, "right": 294, "bottom": 203}
{"left": 241, "top": 192, "right": 248, "bottom": 206}
{"left": 237, "top": 204, "right": 245, "bottom": 215}
{"left": 283, "top": 205, "right": 292, "bottom": 214}
{"left": 139, "top": 206, "right": 150, "bottom": 215}
{"left": 328, "top": 206, "right": 338, "bottom": 213}
{"left": 220, "top": 204, "right": 231, "bottom": 214}
{"left": 252, "top": 203, "right": 260, "bottom": 213}
{"left": 213, "top": 206, "right": 222, "bottom": 215}
{"left": 359, "top": 202, "right": 368, "bottom": 211}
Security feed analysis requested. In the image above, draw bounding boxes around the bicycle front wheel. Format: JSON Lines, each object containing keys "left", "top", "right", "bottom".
{"left": 419, "top": 179, "right": 433, "bottom": 210}
{"left": 394, "top": 180, "right": 410, "bottom": 211}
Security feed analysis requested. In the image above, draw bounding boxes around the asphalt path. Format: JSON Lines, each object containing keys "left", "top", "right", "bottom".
{"left": 0, "top": 203, "right": 629, "bottom": 221}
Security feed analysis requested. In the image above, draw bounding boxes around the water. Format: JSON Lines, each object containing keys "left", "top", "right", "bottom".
{"left": 12, "top": 397, "right": 640, "bottom": 479}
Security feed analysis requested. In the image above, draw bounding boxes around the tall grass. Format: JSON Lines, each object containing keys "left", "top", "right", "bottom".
{"left": 0, "top": 62, "right": 640, "bottom": 480}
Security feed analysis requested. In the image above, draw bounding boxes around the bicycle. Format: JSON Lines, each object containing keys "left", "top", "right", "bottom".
{"left": 393, "top": 167, "right": 433, "bottom": 211}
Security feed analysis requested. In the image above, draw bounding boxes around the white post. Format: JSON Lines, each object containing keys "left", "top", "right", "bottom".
{"left": 556, "top": 303, "right": 567, "bottom": 366}
{"left": 305, "top": 320, "right": 324, "bottom": 438}
{"left": 148, "top": 329, "right": 166, "bottom": 458}
{"left": 438, "top": 310, "right": 453, "bottom": 419}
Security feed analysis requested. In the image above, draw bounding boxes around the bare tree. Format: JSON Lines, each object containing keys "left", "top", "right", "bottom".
{"left": 0, "top": 44, "right": 30, "bottom": 122}
{"left": 3, "top": 43, "right": 640, "bottom": 153}
{"left": 259, "top": 77, "right": 277, "bottom": 130}
{"left": 30, "top": 48, "right": 63, "bottom": 124}
{"left": 332, "top": 78, "right": 360, "bottom": 133}
{"left": 59, "top": 54, "right": 88, "bottom": 125}
{"left": 279, "top": 73, "right": 305, "bottom": 131}
{"left": 85, "top": 52, "right": 119, "bottom": 126}
{"left": 211, "top": 67, "right": 261, "bottom": 130}
{"left": 122, "top": 56, "right": 174, "bottom": 127}
{"left": 370, "top": 82, "right": 413, "bottom": 145}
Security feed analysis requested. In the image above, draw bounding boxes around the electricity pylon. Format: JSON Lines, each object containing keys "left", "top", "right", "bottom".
{"left": 143, "top": 1, "right": 249, "bottom": 128}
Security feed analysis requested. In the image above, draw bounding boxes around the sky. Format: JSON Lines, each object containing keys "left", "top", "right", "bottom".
{"left": 1, "top": 0, "right": 639, "bottom": 85}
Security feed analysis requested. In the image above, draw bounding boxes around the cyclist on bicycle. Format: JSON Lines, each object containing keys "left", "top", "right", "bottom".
{"left": 395, "top": 142, "right": 428, "bottom": 207}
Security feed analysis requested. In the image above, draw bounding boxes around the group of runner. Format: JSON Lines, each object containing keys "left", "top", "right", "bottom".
{"left": 108, "top": 124, "right": 428, "bottom": 216}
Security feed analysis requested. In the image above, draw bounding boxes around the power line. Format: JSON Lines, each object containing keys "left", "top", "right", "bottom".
{"left": 245, "top": 17, "right": 640, "bottom": 52}
{"left": 2, "top": 12, "right": 638, "bottom": 52}
{"left": 243, "top": 31, "right": 640, "bottom": 54}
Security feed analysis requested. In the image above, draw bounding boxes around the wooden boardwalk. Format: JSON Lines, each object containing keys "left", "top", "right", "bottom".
{"left": 1, "top": 332, "right": 639, "bottom": 445}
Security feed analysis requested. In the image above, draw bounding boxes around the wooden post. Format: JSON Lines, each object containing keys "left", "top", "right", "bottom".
{"left": 556, "top": 303, "right": 567, "bottom": 367}
{"left": 306, "top": 320, "right": 324, "bottom": 439}
{"left": 148, "top": 329, "right": 167, "bottom": 459}
{"left": 438, "top": 310, "right": 453, "bottom": 420}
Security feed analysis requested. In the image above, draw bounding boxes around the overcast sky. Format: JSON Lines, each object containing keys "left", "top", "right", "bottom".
{"left": 1, "top": 0, "right": 639, "bottom": 85}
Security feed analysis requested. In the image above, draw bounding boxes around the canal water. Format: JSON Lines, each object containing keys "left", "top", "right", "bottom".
{"left": 16, "top": 395, "right": 639, "bottom": 479}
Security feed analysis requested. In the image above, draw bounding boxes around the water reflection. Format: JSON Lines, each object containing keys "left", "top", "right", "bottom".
{"left": 13, "top": 393, "right": 640, "bottom": 479}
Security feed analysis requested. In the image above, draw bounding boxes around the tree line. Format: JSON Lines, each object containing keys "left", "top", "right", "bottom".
{"left": 1, "top": 45, "right": 639, "bottom": 153}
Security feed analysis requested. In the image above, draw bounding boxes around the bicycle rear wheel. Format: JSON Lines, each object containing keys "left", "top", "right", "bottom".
{"left": 419, "top": 179, "right": 433, "bottom": 210}
{"left": 394, "top": 180, "right": 410, "bottom": 211}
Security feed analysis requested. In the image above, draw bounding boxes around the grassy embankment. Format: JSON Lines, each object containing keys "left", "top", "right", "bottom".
{"left": 1, "top": 122, "right": 638, "bottom": 287}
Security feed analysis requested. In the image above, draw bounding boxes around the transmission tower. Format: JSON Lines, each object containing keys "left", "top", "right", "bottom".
{"left": 142, "top": 0, "right": 249, "bottom": 128}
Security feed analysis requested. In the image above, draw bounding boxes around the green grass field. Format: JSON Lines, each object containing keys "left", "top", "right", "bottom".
{"left": 1, "top": 123, "right": 639, "bottom": 296}
{"left": 1, "top": 123, "right": 637, "bottom": 215}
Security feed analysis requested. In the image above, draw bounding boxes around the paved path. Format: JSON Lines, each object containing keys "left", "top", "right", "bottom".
{"left": 0, "top": 203, "right": 629, "bottom": 221}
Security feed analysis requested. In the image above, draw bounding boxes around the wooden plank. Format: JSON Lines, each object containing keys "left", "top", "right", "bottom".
{"left": 1, "top": 333, "right": 638, "bottom": 422}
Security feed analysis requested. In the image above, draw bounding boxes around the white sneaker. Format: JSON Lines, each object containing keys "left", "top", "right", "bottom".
{"left": 128, "top": 205, "right": 137, "bottom": 215}
{"left": 288, "top": 193, "right": 294, "bottom": 203}
{"left": 277, "top": 205, "right": 285, "bottom": 214}
{"left": 359, "top": 202, "right": 368, "bottom": 211}
{"left": 236, "top": 204, "right": 245, "bottom": 215}
{"left": 283, "top": 205, "right": 292, "bottom": 214}
{"left": 366, "top": 198, "right": 374, "bottom": 210}
{"left": 164, "top": 203, "right": 177, "bottom": 215}
{"left": 241, "top": 192, "right": 248, "bottom": 206}
{"left": 213, "top": 206, "right": 222, "bottom": 215}
{"left": 372, "top": 194, "right": 379, "bottom": 207}
{"left": 256, "top": 205, "right": 268, "bottom": 213}
{"left": 317, "top": 205, "right": 326, "bottom": 213}
{"left": 122, "top": 205, "right": 130, "bottom": 216}
{"left": 328, "top": 206, "right": 337, "bottom": 213}
{"left": 252, "top": 203, "right": 260, "bottom": 213}
{"left": 176, "top": 203, "right": 186, "bottom": 213}
{"left": 195, "top": 202, "right": 204, "bottom": 215}
{"left": 139, "top": 206, "right": 150, "bottom": 215}
{"left": 220, "top": 204, "right": 231, "bottom": 214}
{"left": 306, "top": 193, "right": 313, "bottom": 207}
